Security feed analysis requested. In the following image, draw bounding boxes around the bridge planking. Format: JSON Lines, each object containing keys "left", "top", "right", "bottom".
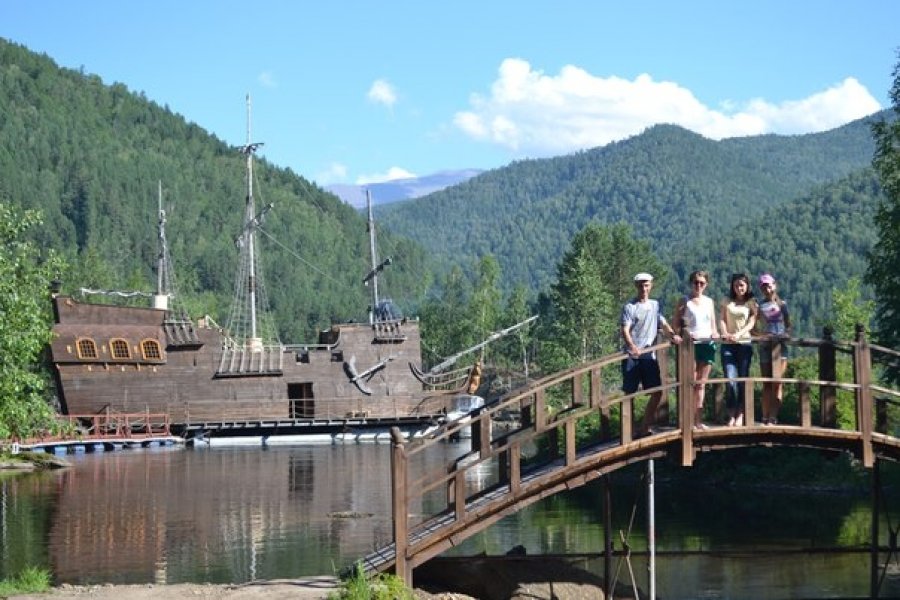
{"left": 361, "top": 328, "right": 900, "bottom": 586}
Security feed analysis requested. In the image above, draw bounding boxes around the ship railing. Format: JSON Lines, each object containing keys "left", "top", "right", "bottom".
{"left": 282, "top": 343, "right": 337, "bottom": 351}
{"left": 14, "top": 411, "right": 172, "bottom": 444}
{"left": 216, "top": 343, "right": 285, "bottom": 376}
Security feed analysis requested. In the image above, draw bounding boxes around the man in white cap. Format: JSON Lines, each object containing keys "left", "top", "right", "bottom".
{"left": 621, "top": 272, "right": 681, "bottom": 435}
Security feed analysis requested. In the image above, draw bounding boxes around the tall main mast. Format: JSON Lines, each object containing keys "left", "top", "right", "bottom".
{"left": 363, "top": 189, "right": 392, "bottom": 324}
{"left": 244, "top": 94, "right": 260, "bottom": 346}
{"left": 153, "top": 180, "right": 170, "bottom": 311}
{"left": 224, "top": 94, "right": 277, "bottom": 350}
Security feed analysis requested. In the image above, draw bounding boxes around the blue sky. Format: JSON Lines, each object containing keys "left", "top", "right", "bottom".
{"left": 2, "top": 1, "right": 898, "bottom": 187}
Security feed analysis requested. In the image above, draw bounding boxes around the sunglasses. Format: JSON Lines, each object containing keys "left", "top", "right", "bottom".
{"left": 692, "top": 280, "right": 707, "bottom": 286}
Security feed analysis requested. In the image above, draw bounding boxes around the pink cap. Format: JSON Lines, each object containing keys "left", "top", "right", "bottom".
{"left": 758, "top": 273, "right": 775, "bottom": 286}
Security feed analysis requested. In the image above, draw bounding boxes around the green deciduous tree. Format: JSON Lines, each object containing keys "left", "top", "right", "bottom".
{"left": 0, "top": 203, "right": 64, "bottom": 439}
{"left": 826, "top": 277, "right": 874, "bottom": 340}
{"left": 787, "top": 277, "right": 875, "bottom": 430}
{"left": 867, "top": 51, "right": 900, "bottom": 382}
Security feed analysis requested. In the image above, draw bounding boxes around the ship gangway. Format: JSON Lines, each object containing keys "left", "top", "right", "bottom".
{"left": 11, "top": 410, "right": 182, "bottom": 454}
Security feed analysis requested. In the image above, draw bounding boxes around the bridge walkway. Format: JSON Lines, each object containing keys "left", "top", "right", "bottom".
{"left": 360, "top": 327, "right": 900, "bottom": 586}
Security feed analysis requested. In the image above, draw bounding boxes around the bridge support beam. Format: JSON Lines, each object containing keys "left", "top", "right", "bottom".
{"left": 871, "top": 459, "right": 880, "bottom": 599}
{"left": 854, "top": 325, "right": 874, "bottom": 468}
{"left": 390, "top": 427, "right": 411, "bottom": 586}
{"left": 603, "top": 475, "right": 612, "bottom": 599}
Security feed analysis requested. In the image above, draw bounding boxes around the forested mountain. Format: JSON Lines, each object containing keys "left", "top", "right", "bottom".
{"left": 376, "top": 117, "right": 882, "bottom": 294}
{"left": 0, "top": 37, "right": 887, "bottom": 345}
{"left": 663, "top": 169, "right": 881, "bottom": 335}
{"left": 0, "top": 39, "right": 434, "bottom": 342}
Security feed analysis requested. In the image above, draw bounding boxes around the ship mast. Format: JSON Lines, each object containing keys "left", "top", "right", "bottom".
{"left": 224, "top": 94, "right": 278, "bottom": 350}
{"left": 363, "top": 189, "right": 392, "bottom": 324}
{"left": 244, "top": 94, "right": 260, "bottom": 347}
{"left": 154, "top": 180, "right": 171, "bottom": 311}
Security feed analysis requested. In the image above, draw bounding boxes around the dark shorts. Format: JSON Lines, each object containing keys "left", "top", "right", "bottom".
{"left": 622, "top": 354, "right": 662, "bottom": 394}
{"left": 694, "top": 341, "right": 716, "bottom": 364}
{"left": 759, "top": 339, "right": 790, "bottom": 363}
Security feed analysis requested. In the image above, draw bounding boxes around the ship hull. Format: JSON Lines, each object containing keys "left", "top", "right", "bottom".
{"left": 49, "top": 296, "right": 447, "bottom": 436}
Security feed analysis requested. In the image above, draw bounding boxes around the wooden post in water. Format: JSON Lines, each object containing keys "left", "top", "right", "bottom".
{"left": 819, "top": 326, "right": 837, "bottom": 428}
{"left": 678, "top": 323, "right": 695, "bottom": 466}
{"left": 603, "top": 474, "right": 612, "bottom": 598}
{"left": 871, "top": 459, "right": 881, "bottom": 599}
{"left": 647, "top": 459, "right": 656, "bottom": 600}
{"left": 854, "top": 324, "right": 874, "bottom": 468}
{"left": 390, "top": 427, "right": 411, "bottom": 585}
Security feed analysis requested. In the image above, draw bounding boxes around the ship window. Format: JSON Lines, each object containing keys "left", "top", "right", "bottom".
{"left": 141, "top": 339, "right": 162, "bottom": 360}
{"left": 109, "top": 338, "right": 132, "bottom": 360}
{"left": 331, "top": 351, "right": 343, "bottom": 362}
{"left": 76, "top": 338, "right": 98, "bottom": 359}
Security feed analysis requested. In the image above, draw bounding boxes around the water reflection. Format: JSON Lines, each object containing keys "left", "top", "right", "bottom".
{"left": 1, "top": 444, "right": 467, "bottom": 585}
{"left": 1, "top": 445, "right": 898, "bottom": 599}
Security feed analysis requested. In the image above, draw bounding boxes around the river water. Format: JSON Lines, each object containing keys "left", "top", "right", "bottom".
{"left": 1, "top": 443, "right": 898, "bottom": 599}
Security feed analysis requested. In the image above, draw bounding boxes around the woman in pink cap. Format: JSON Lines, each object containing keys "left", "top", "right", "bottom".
{"left": 757, "top": 273, "right": 792, "bottom": 425}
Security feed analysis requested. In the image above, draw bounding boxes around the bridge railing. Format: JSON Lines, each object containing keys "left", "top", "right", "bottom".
{"left": 387, "top": 327, "right": 900, "bottom": 581}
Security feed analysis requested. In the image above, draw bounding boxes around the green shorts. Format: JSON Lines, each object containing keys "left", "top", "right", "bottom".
{"left": 694, "top": 341, "right": 716, "bottom": 364}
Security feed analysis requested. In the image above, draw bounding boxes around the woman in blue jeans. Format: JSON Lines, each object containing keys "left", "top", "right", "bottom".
{"left": 718, "top": 273, "right": 758, "bottom": 426}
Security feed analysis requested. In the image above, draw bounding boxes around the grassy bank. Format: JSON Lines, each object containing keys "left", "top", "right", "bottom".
{"left": 0, "top": 567, "right": 51, "bottom": 596}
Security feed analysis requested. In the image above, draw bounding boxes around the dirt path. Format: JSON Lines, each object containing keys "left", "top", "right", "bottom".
{"left": 7, "top": 578, "right": 340, "bottom": 600}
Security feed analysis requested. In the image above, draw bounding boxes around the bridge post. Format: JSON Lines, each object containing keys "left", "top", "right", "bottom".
{"left": 591, "top": 367, "right": 611, "bottom": 442}
{"left": 389, "top": 427, "right": 411, "bottom": 586}
{"left": 534, "top": 389, "right": 547, "bottom": 432}
{"left": 854, "top": 325, "right": 874, "bottom": 468}
{"left": 799, "top": 381, "right": 812, "bottom": 428}
{"left": 572, "top": 371, "right": 584, "bottom": 407}
{"left": 678, "top": 326, "right": 695, "bottom": 466}
{"left": 819, "top": 326, "right": 837, "bottom": 428}
{"left": 657, "top": 336, "right": 671, "bottom": 425}
{"left": 743, "top": 367, "right": 756, "bottom": 425}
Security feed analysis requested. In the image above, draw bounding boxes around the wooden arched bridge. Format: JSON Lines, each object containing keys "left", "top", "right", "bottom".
{"left": 359, "top": 328, "right": 900, "bottom": 587}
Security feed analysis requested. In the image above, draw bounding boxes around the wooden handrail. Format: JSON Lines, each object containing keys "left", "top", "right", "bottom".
{"left": 381, "top": 328, "right": 900, "bottom": 586}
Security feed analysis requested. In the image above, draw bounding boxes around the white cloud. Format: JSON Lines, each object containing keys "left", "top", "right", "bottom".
{"left": 315, "top": 162, "right": 348, "bottom": 185}
{"left": 258, "top": 71, "right": 277, "bottom": 88}
{"left": 454, "top": 58, "right": 882, "bottom": 156}
{"left": 367, "top": 79, "right": 397, "bottom": 108}
{"left": 356, "top": 167, "right": 416, "bottom": 185}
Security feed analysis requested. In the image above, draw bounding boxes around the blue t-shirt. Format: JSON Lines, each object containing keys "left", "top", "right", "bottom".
{"left": 621, "top": 298, "right": 668, "bottom": 356}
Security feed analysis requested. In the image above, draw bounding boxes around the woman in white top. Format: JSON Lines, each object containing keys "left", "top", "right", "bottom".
{"left": 675, "top": 270, "right": 719, "bottom": 429}
{"left": 718, "top": 273, "right": 757, "bottom": 427}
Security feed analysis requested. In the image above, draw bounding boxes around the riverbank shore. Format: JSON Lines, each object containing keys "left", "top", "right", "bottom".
{"left": 0, "top": 451, "right": 71, "bottom": 472}
{"left": 7, "top": 578, "right": 341, "bottom": 600}
{"left": 4, "top": 556, "right": 614, "bottom": 600}
{"left": 6, "top": 579, "right": 478, "bottom": 600}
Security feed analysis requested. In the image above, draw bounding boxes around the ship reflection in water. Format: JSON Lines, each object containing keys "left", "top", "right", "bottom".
{"left": 4, "top": 444, "right": 469, "bottom": 585}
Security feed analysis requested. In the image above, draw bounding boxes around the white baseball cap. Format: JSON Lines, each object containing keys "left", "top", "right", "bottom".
{"left": 633, "top": 272, "right": 653, "bottom": 282}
